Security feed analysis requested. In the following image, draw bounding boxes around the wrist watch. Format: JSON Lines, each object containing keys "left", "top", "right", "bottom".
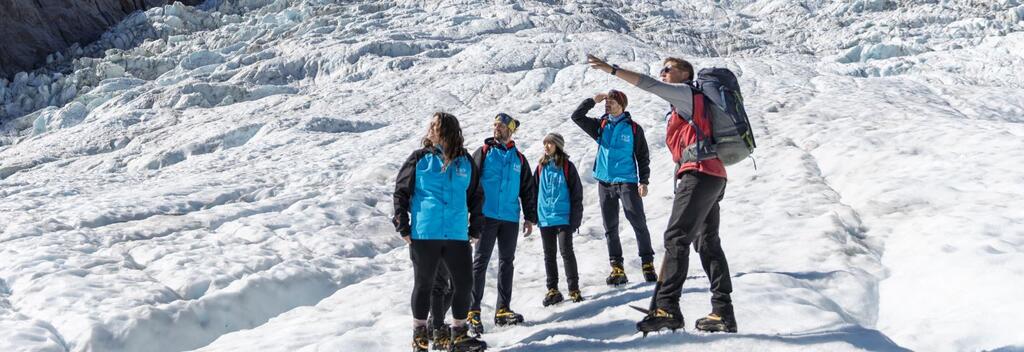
{"left": 610, "top": 64, "right": 620, "bottom": 76}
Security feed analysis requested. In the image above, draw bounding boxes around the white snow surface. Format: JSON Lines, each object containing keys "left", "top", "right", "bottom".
{"left": 2, "top": 0, "right": 1023, "bottom": 351}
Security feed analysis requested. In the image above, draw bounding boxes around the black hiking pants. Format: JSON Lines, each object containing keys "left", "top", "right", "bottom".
{"left": 654, "top": 172, "right": 734, "bottom": 315}
{"left": 540, "top": 226, "right": 579, "bottom": 291}
{"left": 410, "top": 239, "right": 474, "bottom": 321}
{"left": 599, "top": 182, "right": 656, "bottom": 265}
{"left": 471, "top": 218, "right": 520, "bottom": 312}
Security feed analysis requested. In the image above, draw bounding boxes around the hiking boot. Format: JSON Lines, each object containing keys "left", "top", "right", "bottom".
{"left": 466, "top": 310, "right": 484, "bottom": 336}
{"left": 568, "top": 289, "right": 585, "bottom": 303}
{"left": 449, "top": 324, "right": 487, "bottom": 352}
{"left": 642, "top": 262, "right": 657, "bottom": 282}
{"left": 493, "top": 308, "right": 524, "bottom": 326}
{"left": 412, "top": 325, "right": 430, "bottom": 352}
{"left": 427, "top": 319, "right": 444, "bottom": 338}
{"left": 431, "top": 325, "right": 451, "bottom": 350}
{"left": 695, "top": 312, "right": 738, "bottom": 333}
{"left": 606, "top": 263, "right": 628, "bottom": 286}
{"left": 542, "top": 288, "right": 564, "bottom": 307}
{"left": 636, "top": 308, "right": 684, "bottom": 336}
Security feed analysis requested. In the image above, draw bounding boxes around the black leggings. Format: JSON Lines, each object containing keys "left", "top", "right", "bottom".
{"left": 411, "top": 239, "right": 473, "bottom": 321}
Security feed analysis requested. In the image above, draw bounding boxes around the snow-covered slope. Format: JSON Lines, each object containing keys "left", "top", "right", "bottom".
{"left": 1, "top": 1, "right": 1022, "bottom": 351}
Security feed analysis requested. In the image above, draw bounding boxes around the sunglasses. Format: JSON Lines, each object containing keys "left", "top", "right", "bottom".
{"left": 660, "top": 66, "right": 674, "bottom": 74}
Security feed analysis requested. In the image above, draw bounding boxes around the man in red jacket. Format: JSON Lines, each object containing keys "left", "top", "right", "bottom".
{"left": 586, "top": 54, "right": 737, "bottom": 334}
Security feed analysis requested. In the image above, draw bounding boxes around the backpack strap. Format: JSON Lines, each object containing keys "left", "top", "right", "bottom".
{"left": 668, "top": 94, "right": 713, "bottom": 167}
{"left": 479, "top": 142, "right": 515, "bottom": 168}
{"left": 689, "top": 94, "right": 716, "bottom": 162}
{"left": 478, "top": 144, "right": 490, "bottom": 174}
{"left": 680, "top": 94, "right": 708, "bottom": 143}
{"left": 597, "top": 118, "right": 609, "bottom": 140}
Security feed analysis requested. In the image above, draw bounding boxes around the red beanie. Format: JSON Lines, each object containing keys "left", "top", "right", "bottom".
{"left": 608, "top": 89, "right": 628, "bottom": 109}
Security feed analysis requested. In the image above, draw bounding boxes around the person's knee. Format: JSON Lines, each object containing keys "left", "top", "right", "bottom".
{"left": 543, "top": 243, "right": 557, "bottom": 255}
{"left": 559, "top": 240, "right": 573, "bottom": 251}
{"left": 473, "top": 256, "right": 490, "bottom": 271}
{"left": 498, "top": 256, "right": 515, "bottom": 268}
{"left": 628, "top": 217, "right": 649, "bottom": 231}
{"left": 474, "top": 247, "right": 493, "bottom": 261}
{"left": 415, "top": 274, "right": 436, "bottom": 289}
{"left": 432, "top": 287, "right": 452, "bottom": 297}
{"left": 697, "top": 235, "right": 720, "bottom": 252}
{"left": 665, "top": 237, "right": 691, "bottom": 252}
{"left": 695, "top": 242, "right": 710, "bottom": 254}
{"left": 560, "top": 247, "right": 573, "bottom": 256}
{"left": 413, "top": 284, "right": 432, "bottom": 296}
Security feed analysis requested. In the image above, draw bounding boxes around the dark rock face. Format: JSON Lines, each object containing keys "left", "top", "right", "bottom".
{"left": 0, "top": 0, "right": 200, "bottom": 78}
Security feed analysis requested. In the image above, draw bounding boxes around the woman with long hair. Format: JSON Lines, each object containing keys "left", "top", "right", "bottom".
{"left": 393, "top": 112, "right": 488, "bottom": 352}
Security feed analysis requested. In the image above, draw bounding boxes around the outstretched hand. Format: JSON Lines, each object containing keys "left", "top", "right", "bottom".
{"left": 587, "top": 54, "right": 611, "bottom": 72}
{"left": 587, "top": 53, "right": 639, "bottom": 85}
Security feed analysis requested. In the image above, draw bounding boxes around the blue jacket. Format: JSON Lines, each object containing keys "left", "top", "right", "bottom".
{"left": 594, "top": 114, "right": 638, "bottom": 183}
{"left": 393, "top": 146, "right": 483, "bottom": 241}
{"left": 473, "top": 138, "right": 538, "bottom": 224}
{"left": 535, "top": 159, "right": 583, "bottom": 231}
{"left": 571, "top": 98, "right": 651, "bottom": 184}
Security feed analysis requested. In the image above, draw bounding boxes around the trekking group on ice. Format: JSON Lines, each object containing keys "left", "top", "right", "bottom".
{"left": 393, "top": 53, "right": 756, "bottom": 351}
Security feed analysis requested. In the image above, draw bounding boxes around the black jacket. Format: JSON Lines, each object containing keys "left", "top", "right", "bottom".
{"left": 570, "top": 98, "right": 651, "bottom": 185}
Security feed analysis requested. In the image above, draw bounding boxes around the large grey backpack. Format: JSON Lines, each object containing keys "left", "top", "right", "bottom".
{"left": 694, "top": 67, "right": 757, "bottom": 166}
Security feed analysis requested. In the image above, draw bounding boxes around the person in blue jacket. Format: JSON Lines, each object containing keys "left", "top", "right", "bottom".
{"left": 571, "top": 89, "right": 657, "bottom": 285}
{"left": 393, "top": 112, "right": 488, "bottom": 352}
{"left": 466, "top": 113, "right": 538, "bottom": 334}
{"left": 533, "top": 133, "right": 585, "bottom": 306}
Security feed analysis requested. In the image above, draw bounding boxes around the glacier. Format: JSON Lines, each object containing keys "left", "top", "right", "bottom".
{"left": 1, "top": 0, "right": 1023, "bottom": 351}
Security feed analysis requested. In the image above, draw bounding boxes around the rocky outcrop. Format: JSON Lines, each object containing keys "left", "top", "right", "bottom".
{"left": 0, "top": 0, "right": 236, "bottom": 123}
{"left": 0, "top": 0, "right": 200, "bottom": 79}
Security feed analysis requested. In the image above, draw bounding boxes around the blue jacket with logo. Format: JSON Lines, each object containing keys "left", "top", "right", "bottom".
{"left": 472, "top": 138, "right": 538, "bottom": 224}
{"left": 534, "top": 159, "right": 583, "bottom": 231}
{"left": 393, "top": 146, "right": 483, "bottom": 241}
{"left": 571, "top": 98, "right": 651, "bottom": 184}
